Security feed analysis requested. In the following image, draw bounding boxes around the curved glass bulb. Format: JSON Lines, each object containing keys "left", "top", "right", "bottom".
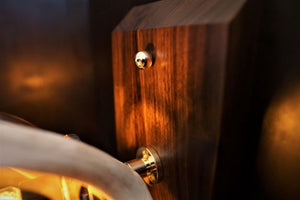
{"left": 0, "top": 168, "right": 108, "bottom": 200}
{"left": 0, "top": 120, "right": 152, "bottom": 200}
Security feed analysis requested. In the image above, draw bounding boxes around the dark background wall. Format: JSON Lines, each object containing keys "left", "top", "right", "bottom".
{"left": 249, "top": 0, "right": 300, "bottom": 199}
{"left": 0, "top": 0, "right": 154, "bottom": 155}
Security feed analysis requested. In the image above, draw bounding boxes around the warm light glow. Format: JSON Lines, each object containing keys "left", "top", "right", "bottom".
{"left": 10, "top": 168, "right": 36, "bottom": 180}
{"left": 259, "top": 84, "right": 300, "bottom": 199}
{"left": 7, "top": 60, "right": 76, "bottom": 101}
{"left": 61, "top": 177, "right": 70, "bottom": 200}
{"left": 0, "top": 186, "right": 22, "bottom": 200}
{"left": 88, "top": 185, "right": 95, "bottom": 200}
{"left": 0, "top": 168, "right": 110, "bottom": 200}
{"left": 22, "top": 76, "right": 44, "bottom": 89}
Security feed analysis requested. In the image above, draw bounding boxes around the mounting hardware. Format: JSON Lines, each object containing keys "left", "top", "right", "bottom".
{"left": 134, "top": 51, "right": 153, "bottom": 69}
{"left": 125, "top": 146, "right": 163, "bottom": 186}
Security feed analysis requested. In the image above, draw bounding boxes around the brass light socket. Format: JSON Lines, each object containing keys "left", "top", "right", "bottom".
{"left": 125, "top": 146, "right": 163, "bottom": 186}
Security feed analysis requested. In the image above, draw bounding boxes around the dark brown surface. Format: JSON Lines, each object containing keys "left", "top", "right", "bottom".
{"left": 113, "top": 26, "right": 226, "bottom": 199}
{"left": 114, "top": 0, "right": 246, "bottom": 31}
{"left": 89, "top": 0, "right": 156, "bottom": 153}
{"left": 0, "top": 0, "right": 155, "bottom": 154}
{"left": 253, "top": 0, "right": 300, "bottom": 199}
{"left": 0, "top": 0, "right": 97, "bottom": 143}
{"left": 212, "top": 1, "right": 260, "bottom": 199}
{"left": 0, "top": 0, "right": 108, "bottom": 152}
{"left": 112, "top": 0, "right": 259, "bottom": 199}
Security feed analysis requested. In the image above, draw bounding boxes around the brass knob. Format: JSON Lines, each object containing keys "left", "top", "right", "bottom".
{"left": 125, "top": 146, "right": 163, "bottom": 186}
{"left": 134, "top": 51, "right": 153, "bottom": 69}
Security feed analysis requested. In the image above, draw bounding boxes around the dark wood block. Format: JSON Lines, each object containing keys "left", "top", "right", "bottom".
{"left": 112, "top": 0, "right": 259, "bottom": 199}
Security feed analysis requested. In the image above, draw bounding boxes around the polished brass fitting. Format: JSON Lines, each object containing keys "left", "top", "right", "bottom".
{"left": 125, "top": 146, "right": 162, "bottom": 186}
{"left": 134, "top": 51, "right": 153, "bottom": 69}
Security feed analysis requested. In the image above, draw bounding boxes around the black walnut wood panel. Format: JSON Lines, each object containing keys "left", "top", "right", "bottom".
{"left": 112, "top": 0, "right": 259, "bottom": 199}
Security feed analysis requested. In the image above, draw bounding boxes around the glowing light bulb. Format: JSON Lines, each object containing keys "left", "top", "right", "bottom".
{"left": 0, "top": 186, "right": 22, "bottom": 200}
{"left": 61, "top": 177, "right": 70, "bottom": 200}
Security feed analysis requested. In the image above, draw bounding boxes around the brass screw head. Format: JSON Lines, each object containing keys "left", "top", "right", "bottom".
{"left": 136, "top": 146, "right": 162, "bottom": 186}
{"left": 134, "top": 51, "right": 152, "bottom": 69}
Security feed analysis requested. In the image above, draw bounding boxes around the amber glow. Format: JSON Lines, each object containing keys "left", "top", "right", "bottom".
{"left": 22, "top": 76, "right": 44, "bottom": 89}
{"left": 61, "top": 177, "right": 70, "bottom": 200}
{"left": 259, "top": 85, "right": 300, "bottom": 199}
{"left": 10, "top": 168, "right": 36, "bottom": 180}
{"left": 87, "top": 186, "right": 95, "bottom": 200}
{"left": 0, "top": 168, "right": 110, "bottom": 200}
{"left": 0, "top": 186, "right": 22, "bottom": 200}
{"left": 7, "top": 60, "right": 77, "bottom": 102}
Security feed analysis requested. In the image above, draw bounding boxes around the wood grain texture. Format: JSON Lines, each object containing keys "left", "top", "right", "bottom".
{"left": 114, "top": 0, "right": 245, "bottom": 31}
{"left": 113, "top": 25, "right": 227, "bottom": 200}
{"left": 112, "top": 0, "right": 258, "bottom": 199}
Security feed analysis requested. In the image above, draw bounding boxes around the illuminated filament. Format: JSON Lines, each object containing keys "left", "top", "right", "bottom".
{"left": 0, "top": 186, "right": 22, "bottom": 200}
{"left": 61, "top": 177, "right": 70, "bottom": 200}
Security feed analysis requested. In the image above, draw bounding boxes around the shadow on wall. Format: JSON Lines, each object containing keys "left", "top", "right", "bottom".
{"left": 0, "top": 0, "right": 155, "bottom": 154}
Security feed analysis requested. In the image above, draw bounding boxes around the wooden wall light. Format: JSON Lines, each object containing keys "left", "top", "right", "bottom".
{"left": 112, "top": 0, "right": 258, "bottom": 199}
{"left": 0, "top": 0, "right": 258, "bottom": 200}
